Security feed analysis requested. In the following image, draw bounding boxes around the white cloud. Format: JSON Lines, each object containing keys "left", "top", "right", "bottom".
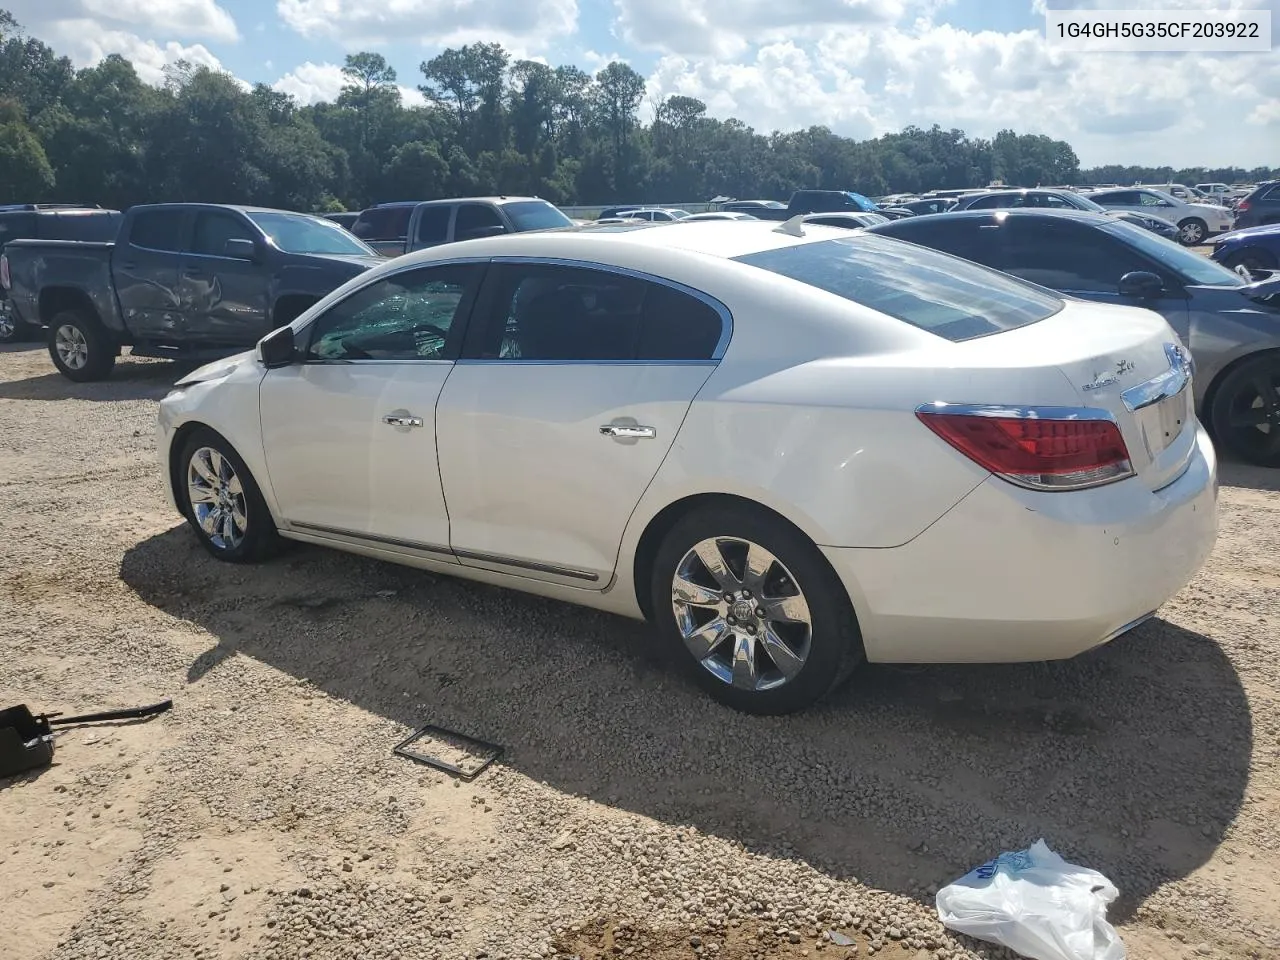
{"left": 272, "top": 61, "right": 427, "bottom": 108}
{"left": 581, "top": 49, "right": 626, "bottom": 73}
{"left": 48, "top": 21, "right": 233, "bottom": 85}
{"left": 642, "top": 14, "right": 1280, "bottom": 168}
{"left": 275, "top": 0, "right": 578, "bottom": 53}
{"left": 614, "top": 0, "right": 907, "bottom": 58}
{"left": 6, "top": 0, "right": 239, "bottom": 42}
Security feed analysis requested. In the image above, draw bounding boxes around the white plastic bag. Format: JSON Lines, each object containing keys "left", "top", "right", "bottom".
{"left": 935, "top": 839, "right": 1126, "bottom": 960}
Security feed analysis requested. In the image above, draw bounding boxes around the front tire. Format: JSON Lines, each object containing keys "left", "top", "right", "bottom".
{"left": 1208, "top": 355, "right": 1280, "bottom": 468}
{"left": 1177, "top": 217, "right": 1208, "bottom": 246}
{"left": 48, "top": 309, "right": 116, "bottom": 381}
{"left": 178, "top": 429, "right": 281, "bottom": 563}
{"left": 650, "top": 504, "right": 863, "bottom": 715}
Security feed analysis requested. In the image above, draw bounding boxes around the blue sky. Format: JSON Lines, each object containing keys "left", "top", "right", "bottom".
{"left": 7, "top": 0, "right": 1279, "bottom": 168}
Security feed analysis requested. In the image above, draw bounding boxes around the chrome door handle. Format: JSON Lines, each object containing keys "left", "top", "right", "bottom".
{"left": 383, "top": 414, "right": 423, "bottom": 428}
{"left": 599, "top": 424, "right": 656, "bottom": 439}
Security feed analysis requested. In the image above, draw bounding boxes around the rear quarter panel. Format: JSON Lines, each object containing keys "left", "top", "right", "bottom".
{"left": 4, "top": 240, "right": 122, "bottom": 333}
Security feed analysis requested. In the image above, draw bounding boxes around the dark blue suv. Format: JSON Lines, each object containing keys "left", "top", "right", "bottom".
{"left": 1232, "top": 180, "right": 1280, "bottom": 230}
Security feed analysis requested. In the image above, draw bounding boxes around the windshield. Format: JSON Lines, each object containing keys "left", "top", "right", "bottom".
{"left": 248, "top": 212, "right": 375, "bottom": 256}
{"left": 1065, "top": 193, "right": 1107, "bottom": 213}
{"left": 734, "top": 234, "right": 1062, "bottom": 342}
{"left": 1100, "top": 219, "right": 1245, "bottom": 287}
{"left": 503, "top": 200, "right": 573, "bottom": 232}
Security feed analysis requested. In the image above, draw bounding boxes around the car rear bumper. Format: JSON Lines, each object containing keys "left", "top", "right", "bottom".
{"left": 822, "top": 425, "right": 1218, "bottom": 663}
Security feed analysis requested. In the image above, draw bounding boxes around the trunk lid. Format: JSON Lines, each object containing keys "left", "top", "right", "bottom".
{"left": 988, "top": 299, "right": 1196, "bottom": 491}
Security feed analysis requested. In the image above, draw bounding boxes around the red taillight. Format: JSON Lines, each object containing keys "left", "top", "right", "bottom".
{"left": 916, "top": 409, "right": 1133, "bottom": 490}
{"left": 1237, "top": 199, "right": 1251, "bottom": 212}
{"left": 0, "top": 255, "right": 9, "bottom": 291}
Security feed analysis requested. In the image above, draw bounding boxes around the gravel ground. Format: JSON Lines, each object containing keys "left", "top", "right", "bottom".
{"left": 1, "top": 343, "right": 1278, "bottom": 960}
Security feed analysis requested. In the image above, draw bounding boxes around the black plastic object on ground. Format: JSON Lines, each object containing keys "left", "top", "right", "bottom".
{"left": 392, "top": 724, "right": 503, "bottom": 781}
{"left": 0, "top": 699, "right": 173, "bottom": 779}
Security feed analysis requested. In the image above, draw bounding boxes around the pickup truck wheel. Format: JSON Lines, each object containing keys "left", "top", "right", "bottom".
{"left": 0, "top": 311, "right": 32, "bottom": 344}
{"left": 48, "top": 310, "right": 116, "bottom": 382}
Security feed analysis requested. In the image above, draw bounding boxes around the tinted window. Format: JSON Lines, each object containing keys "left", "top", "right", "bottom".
{"left": 1139, "top": 192, "right": 1175, "bottom": 207}
{"left": 734, "top": 234, "right": 1060, "bottom": 343}
{"left": 872, "top": 218, "right": 1003, "bottom": 268}
{"left": 130, "top": 210, "right": 186, "bottom": 251}
{"left": 1098, "top": 219, "right": 1245, "bottom": 287}
{"left": 306, "top": 265, "right": 478, "bottom": 361}
{"left": 248, "top": 212, "right": 374, "bottom": 256}
{"left": 48, "top": 211, "right": 123, "bottom": 242}
{"left": 415, "top": 206, "right": 451, "bottom": 244}
{"left": 472, "top": 264, "right": 724, "bottom": 361}
{"left": 1092, "top": 191, "right": 1140, "bottom": 205}
{"left": 352, "top": 206, "right": 412, "bottom": 242}
{"left": 502, "top": 200, "right": 573, "bottom": 232}
{"left": 190, "top": 211, "right": 255, "bottom": 256}
{"left": 455, "top": 204, "right": 505, "bottom": 241}
{"left": 1258, "top": 184, "right": 1280, "bottom": 200}
{"left": 0, "top": 213, "right": 35, "bottom": 247}
{"left": 1001, "top": 219, "right": 1149, "bottom": 292}
{"left": 967, "top": 195, "right": 1011, "bottom": 209}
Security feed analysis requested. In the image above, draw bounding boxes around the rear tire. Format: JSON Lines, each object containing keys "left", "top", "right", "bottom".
{"left": 1177, "top": 218, "right": 1208, "bottom": 246}
{"left": 1209, "top": 354, "right": 1280, "bottom": 468}
{"left": 178, "top": 428, "right": 281, "bottom": 563}
{"left": 649, "top": 503, "right": 864, "bottom": 715}
{"left": 47, "top": 309, "right": 116, "bottom": 382}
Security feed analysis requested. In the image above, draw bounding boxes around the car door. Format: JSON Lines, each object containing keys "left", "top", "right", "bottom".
{"left": 114, "top": 208, "right": 188, "bottom": 340}
{"left": 258, "top": 262, "right": 484, "bottom": 555}
{"left": 1136, "top": 190, "right": 1183, "bottom": 225}
{"left": 435, "top": 260, "right": 728, "bottom": 587}
{"left": 179, "top": 209, "right": 270, "bottom": 346}
{"left": 998, "top": 217, "right": 1191, "bottom": 340}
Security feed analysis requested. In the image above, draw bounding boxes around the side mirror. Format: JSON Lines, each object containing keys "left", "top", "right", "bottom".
{"left": 1119, "top": 270, "right": 1164, "bottom": 299}
{"left": 224, "top": 238, "right": 258, "bottom": 261}
{"left": 259, "top": 325, "right": 297, "bottom": 368}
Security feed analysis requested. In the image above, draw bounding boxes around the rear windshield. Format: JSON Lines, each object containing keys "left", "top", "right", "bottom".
{"left": 503, "top": 200, "right": 573, "bottom": 232}
{"left": 733, "top": 234, "right": 1063, "bottom": 342}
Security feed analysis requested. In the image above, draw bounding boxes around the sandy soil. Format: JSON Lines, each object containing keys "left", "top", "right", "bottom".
{"left": 1, "top": 343, "right": 1277, "bottom": 960}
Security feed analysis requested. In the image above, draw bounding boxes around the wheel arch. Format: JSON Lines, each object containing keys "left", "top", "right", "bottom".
{"left": 167, "top": 421, "right": 274, "bottom": 524}
{"left": 39, "top": 287, "right": 102, "bottom": 327}
{"left": 630, "top": 492, "right": 857, "bottom": 624}
{"left": 1202, "top": 347, "right": 1280, "bottom": 431}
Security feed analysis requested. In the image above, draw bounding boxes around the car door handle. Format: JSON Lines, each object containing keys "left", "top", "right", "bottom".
{"left": 383, "top": 414, "right": 424, "bottom": 428}
{"left": 599, "top": 424, "right": 656, "bottom": 439}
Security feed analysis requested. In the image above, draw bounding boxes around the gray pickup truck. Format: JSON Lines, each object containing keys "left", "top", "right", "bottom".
{"left": 351, "top": 196, "right": 573, "bottom": 257}
{"left": 1, "top": 202, "right": 382, "bottom": 381}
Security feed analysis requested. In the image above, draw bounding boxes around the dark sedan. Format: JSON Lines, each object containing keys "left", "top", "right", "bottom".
{"left": 867, "top": 209, "right": 1280, "bottom": 466}
{"left": 951, "top": 188, "right": 1180, "bottom": 240}
{"left": 1211, "top": 222, "right": 1280, "bottom": 274}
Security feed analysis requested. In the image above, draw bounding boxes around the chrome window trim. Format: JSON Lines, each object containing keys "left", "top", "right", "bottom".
{"left": 485, "top": 255, "right": 735, "bottom": 361}
{"left": 914, "top": 402, "right": 1119, "bottom": 423}
{"left": 455, "top": 359, "right": 717, "bottom": 367}
{"left": 1122, "top": 342, "right": 1194, "bottom": 412}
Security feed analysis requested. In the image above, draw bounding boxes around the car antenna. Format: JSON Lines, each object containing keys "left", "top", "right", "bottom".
{"left": 774, "top": 215, "right": 807, "bottom": 237}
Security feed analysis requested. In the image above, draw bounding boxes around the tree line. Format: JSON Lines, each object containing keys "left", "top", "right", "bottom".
{"left": 1, "top": 9, "right": 1276, "bottom": 213}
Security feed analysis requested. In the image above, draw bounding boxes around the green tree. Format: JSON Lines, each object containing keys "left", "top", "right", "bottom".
{"left": 0, "top": 102, "right": 55, "bottom": 197}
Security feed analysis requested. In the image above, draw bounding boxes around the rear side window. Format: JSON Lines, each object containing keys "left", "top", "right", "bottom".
{"left": 1092, "top": 191, "right": 1140, "bottom": 205}
{"left": 469, "top": 263, "right": 724, "bottom": 361}
{"left": 353, "top": 206, "right": 412, "bottom": 242}
{"left": 966, "top": 195, "right": 1012, "bottom": 210}
{"left": 871, "top": 218, "right": 1001, "bottom": 268}
{"left": 129, "top": 210, "right": 186, "bottom": 252}
{"left": 734, "top": 235, "right": 1061, "bottom": 343}
{"left": 1260, "top": 184, "right": 1280, "bottom": 200}
{"left": 415, "top": 206, "right": 451, "bottom": 244}
{"left": 48, "top": 212, "right": 122, "bottom": 242}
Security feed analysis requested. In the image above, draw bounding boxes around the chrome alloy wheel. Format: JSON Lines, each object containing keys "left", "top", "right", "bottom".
{"left": 1179, "top": 220, "right": 1206, "bottom": 245}
{"left": 671, "top": 536, "right": 813, "bottom": 691}
{"left": 187, "top": 446, "right": 248, "bottom": 550}
{"left": 54, "top": 324, "right": 89, "bottom": 369}
{"left": 0, "top": 308, "right": 15, "bottom": 340}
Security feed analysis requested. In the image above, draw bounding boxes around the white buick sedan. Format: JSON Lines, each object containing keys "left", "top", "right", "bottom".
{"left": 157, "top": 221, "right": 1218, "bottom": 714}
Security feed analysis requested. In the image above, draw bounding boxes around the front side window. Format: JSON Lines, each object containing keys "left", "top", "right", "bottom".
{"left": 968, "top": 195, "right": 1012, "bottom": 210}
{"left": 454, "top": 204, "right": 505, "bottom": 241}
{"left": 1099, "top": 219, "right": 1245, "bottom": 287}
{"left": 1139, "top": 192, "right": 1174, "bottom": 207}
{"left": 305, "top": 265, "right": 479, "bottom": 362}
{"left": 130, "top": 210, "right": 187, "bottom": 252}
{"left": 1092, "top": 191, "right": 1140, "bottom": 205}
{"left": 1001, "top": 219, "right": 1150, "bottom": 292}
{"left": 247, "top": 212, "right": 374, "bottom": 256}
{"left": 190, "top": 211, "right": 255, "bottom": 257}
{"left": 735, "top": 234, "right": 1061, "bottom": 342}
{"left": 470, "top": 263, "right": 724, "bottom": 362}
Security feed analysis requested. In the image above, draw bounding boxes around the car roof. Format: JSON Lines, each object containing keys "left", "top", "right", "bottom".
{"left": 126, "top": 203, "right": 311, "bottom": 216}
{"left": 369, "top": 197, "right": 545, "bottom": 209}
{"left": 874, "top": 208, "right": 1115, "bottom": 227}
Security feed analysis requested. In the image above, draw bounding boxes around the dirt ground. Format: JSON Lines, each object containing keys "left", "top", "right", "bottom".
{"left": 1, "top": 342, "right": 1278, "bottom": 960}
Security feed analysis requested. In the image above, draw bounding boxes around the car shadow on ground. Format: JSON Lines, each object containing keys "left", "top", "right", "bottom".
{"left": 1219, "top": 459, "right": 1280, "bottom": 492}
{"left": 120, "top": 528, "right": 1251, "bottom": 921}
{"left": 0, "top": 356, "right": 198, "bottom": 402}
